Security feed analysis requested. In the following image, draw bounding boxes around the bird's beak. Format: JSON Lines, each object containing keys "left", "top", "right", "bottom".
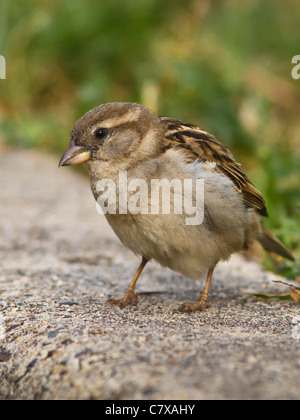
{"left": 59, "top": 143, "right": 92, "bottom": 167}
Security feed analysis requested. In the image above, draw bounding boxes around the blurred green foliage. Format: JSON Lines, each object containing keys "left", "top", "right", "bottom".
{"left": 0, "top": 0, "right": 299, "bottom": 274}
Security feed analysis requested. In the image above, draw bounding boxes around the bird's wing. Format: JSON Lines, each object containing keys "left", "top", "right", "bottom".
{"left": 160, "top": 117, "right": 268, "bottom": 217}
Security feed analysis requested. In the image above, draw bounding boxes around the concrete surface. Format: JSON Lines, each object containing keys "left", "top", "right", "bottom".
{"left": 0, "top": 149, "right": 299, "bottom": 400}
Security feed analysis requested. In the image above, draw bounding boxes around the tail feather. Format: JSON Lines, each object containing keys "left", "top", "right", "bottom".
{"left": 258, "top": 224, "right": 295, "bottom": 262}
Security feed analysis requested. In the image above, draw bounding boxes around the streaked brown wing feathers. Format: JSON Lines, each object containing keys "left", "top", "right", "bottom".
{"left": 161, "top": 118, "right": 268, "bottom": 217}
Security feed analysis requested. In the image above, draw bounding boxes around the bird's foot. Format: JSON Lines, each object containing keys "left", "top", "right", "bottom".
{"left": 106, "top": 288, "right": 138, "bottom": 309}
{"left": 178, "top": 298, "right": 209, "bottom": 313}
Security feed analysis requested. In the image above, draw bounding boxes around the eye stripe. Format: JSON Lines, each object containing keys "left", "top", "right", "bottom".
{"left": 89, "top": 108, "right": 142, "bottom": 133}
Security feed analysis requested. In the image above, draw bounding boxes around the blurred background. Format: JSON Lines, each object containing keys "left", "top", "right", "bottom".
{"left": 0, "top": 0, "right": 299, "bottom": 277}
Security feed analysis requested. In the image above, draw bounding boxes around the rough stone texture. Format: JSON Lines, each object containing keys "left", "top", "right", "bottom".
{"left": 0, "top": 148, "right": 299, "bottom": 400}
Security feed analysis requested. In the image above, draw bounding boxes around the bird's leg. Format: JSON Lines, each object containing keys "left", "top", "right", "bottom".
{"left": 179, "top": 267, "right": 215, "bottom": 312}
{"left": 106, "top": 257, "right": 148, "bottom": 309}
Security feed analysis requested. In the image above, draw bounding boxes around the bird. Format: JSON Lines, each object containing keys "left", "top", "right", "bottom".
{"left": 59, "top": 102, "right": 295, "bottom": 312}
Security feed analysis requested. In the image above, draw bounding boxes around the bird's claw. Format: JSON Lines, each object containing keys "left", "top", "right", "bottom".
{"left": 106, "top": 289, "right": 138, "bottom": 309}
{"left": 178, "top": 300, "right": 209, "bottom": 313}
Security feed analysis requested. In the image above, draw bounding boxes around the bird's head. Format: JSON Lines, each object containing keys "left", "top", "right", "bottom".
{"left": 59, "top": 102, "right": 162, "bottom": 171}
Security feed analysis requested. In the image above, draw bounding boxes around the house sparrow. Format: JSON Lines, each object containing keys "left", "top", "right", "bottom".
{"left": 59, "top": 102, "right": 294, "bottom": 312}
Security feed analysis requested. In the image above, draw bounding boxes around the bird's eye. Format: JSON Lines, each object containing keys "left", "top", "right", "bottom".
{"left": 94, "top": 128, "right": 108, "bottom": 142}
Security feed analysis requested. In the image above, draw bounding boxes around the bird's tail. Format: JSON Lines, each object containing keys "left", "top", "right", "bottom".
{"left": 258, "top": 224, "right": 295, "bottom": 261}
